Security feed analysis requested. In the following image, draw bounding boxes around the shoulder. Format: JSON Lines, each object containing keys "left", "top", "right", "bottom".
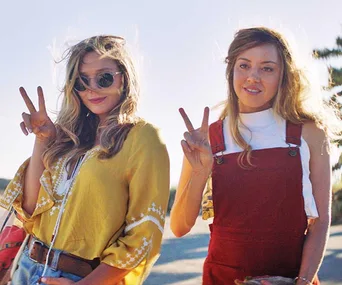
{"left": 125, "top": 119, "right": 169, "bottom": 165}
{"left": 302, "top": 121, "right": 328, "bottom": 152}
{"left": 302, "top": 121, "right": 327, "bottom": 145}
{"left": 129, "top": 119, "right": 167, "bottom": 147}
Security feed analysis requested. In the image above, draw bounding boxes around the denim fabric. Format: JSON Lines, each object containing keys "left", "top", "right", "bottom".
{"left": 11, "top": 246, "right": 83, "bottom": 285}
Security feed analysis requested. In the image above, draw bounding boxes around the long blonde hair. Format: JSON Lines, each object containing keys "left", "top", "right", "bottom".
{"left": 44, "top": 35, "right": 140, "bottom": 171}
{"left": 220, "top": 27, "right": 341, "bottom": 166}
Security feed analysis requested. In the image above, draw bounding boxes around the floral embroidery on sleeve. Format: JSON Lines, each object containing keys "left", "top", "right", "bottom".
{"left": 107, "top": 201, "right": 165, "bottom": 269}
{"left": 0, "top": 159, "right": 30, "bottom": 211}
{"left": 202, "top": 175, "right": 214, "bottom": 220}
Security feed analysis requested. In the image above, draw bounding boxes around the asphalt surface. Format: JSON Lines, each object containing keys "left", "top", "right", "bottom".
{"left": 145, "top": 217, "right": 342, "bottom": 285}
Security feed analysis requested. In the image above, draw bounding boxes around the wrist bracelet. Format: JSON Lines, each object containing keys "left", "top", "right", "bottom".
{"left": 294, "top": 276, "right": 312, "bottom": 285}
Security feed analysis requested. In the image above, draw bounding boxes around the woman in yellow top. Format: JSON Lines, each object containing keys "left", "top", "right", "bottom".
{"left": 1, "top": 35, "right": 170, "bottom": 285}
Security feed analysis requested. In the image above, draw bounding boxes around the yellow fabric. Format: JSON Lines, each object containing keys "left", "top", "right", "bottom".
{"left": 0, "top": 121, "right": 170, "bottom": 284}
{"left": 202, "top": 175, "right": 214, "bottom": 220}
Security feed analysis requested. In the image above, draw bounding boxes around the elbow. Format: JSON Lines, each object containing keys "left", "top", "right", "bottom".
{"left": 170, "top": 224, "right": 191, "bottom": 238}
{"left": 316, "top": 213, "right": 331, "bottom": 227}
{"left": 307, "top": 215, "right": 330, "bottom": 235}
{"left": 171, "top": 227, "right": 190, "bottom": 238}
{"left": 22, "top": 205, "right": 34, "bottom": 216}
{"left": 170, "top": 212, "right": 193, "bottom": 237}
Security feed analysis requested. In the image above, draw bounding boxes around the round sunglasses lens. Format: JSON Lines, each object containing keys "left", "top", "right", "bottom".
{"left": 74, "top": 78, "right": 86, "bottom": 92}
{"left": 97, "top": 73, "right": 114, "bottom": 88}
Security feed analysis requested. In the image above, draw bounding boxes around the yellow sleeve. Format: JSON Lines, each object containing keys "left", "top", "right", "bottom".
{"left": 202, "top": 175, "right": 214, "bottom": 220}
{"left": 101, "top": 122, "right": 170, "bottom": 274}
{"left": 0, "top": 158, "right": 56, "bottom": 225}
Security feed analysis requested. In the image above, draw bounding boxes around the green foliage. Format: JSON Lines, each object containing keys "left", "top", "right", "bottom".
{"left": 313, "top": 36, "right": 342, "bottom": 59}
{"left": 314, "top": 33, "right": 342, "bottom": 171}
{"left": 314, "top": 32, "right": 342, "bottom": 223}
{"left": 313, "top": 34, "right": 342, "bottom": 93}
{"left": 329, "top": 67, "right": 342, "bottom": 88}
{"left": 332, "top": 189, "right": 342, "bottom": 225}
{"left": 333, "top": 179, "right": 342, "bottom": 193}
{"left": 332, "top": 178, "right": 342, "bottom": 224}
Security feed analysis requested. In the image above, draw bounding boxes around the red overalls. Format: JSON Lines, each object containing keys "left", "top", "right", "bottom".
{"left": 203, "top": 120, "right": 319, "bottom": 285}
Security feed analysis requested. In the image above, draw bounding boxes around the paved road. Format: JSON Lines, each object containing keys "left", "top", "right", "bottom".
{"left": 145, "top": 217, "right": 342, "bottom": 285}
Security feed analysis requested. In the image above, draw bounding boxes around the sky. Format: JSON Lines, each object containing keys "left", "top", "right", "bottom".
{"left": 0, "top": 0, "right": 341, "bottom": 186}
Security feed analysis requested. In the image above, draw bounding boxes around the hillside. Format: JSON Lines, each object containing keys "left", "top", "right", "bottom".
{"left": 0, "top": 178, "right": 10, "bottom": 191}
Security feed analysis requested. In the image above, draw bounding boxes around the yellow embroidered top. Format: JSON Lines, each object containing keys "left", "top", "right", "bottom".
{"left": 0, "top": 121, "right": 170, "bottom": 285}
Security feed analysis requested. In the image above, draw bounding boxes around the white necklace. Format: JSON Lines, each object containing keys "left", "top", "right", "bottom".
{"left": 39, "top": 154, "right": 85, "bottom": 281}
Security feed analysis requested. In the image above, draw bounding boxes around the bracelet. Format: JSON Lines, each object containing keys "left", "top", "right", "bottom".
{"left": 294, "top": 276, "right": 312, "bottom": 285}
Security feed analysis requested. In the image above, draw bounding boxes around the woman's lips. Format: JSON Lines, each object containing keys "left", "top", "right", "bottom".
{"left": 243, "top": 87, "right": 261, "bottom": 95}
{"left": 89, "top": 97, "right": 106, "bottom": 104}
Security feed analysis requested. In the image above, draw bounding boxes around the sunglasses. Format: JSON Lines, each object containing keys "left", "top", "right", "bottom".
{"left": 73, "top": 71, "right": 122, "bottom": 92}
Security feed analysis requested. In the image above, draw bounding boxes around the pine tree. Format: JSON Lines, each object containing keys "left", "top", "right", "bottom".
{"left": 313, "top": 35, "right": 342, "bottom": 170}
{"left": 313, "top": 36, "right": 342, "bottom": 94}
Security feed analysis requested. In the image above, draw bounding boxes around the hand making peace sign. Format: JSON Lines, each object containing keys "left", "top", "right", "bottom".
{"left": 19, "top": 86, "right": 56, "bottom": 143}
{"left": 179, "top": 107, "right": 213, "bottom": 172}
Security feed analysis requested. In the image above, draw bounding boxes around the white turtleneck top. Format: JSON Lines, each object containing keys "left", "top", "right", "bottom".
{"left": 219, "top": 108, "right": 318, "bottom": 218}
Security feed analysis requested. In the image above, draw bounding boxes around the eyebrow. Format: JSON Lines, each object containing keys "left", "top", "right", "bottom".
{"left": 237, "top": 57, "right": 278, "bottom": 65}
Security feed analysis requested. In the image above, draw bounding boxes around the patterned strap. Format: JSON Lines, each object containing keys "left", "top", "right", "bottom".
{"left": 0, "top": 207, "right": 14, "bottom": 233}
{"left": 209, "top": 120, "right": 225, "bottom": 153}
{"left": 286, "top": 121, "right": 303, "bottom": 146}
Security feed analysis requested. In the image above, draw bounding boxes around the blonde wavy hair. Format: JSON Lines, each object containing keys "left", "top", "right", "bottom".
{"left": 43, "top": 35, "right": 140, "bottom": 172}
{"left": 220, "top": 27, "right": 341, "bottom": 166}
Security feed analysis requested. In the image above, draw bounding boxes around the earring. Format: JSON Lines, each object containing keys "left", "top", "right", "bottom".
{"left": 86, "top": 112, "right": 90, "bottom": 117}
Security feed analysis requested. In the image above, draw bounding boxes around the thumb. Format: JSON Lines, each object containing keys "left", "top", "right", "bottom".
{"left": 40, "top": 277, "right": 61, "bottom": 285}
{"left": 41, "top": 277, "right": 65, "bottom": 284}
{"left": 181, "top": 141, "right": 196, "bottom": 166}
{"left": 181, "top": 140, "right": 192, "bottom": 153}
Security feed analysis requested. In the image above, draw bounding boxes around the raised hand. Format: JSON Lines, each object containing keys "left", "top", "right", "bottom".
{"left": 19, "top": 86, "right": 56, "bottom": 143}
{"left": 179, "top": 107, "right": 213, "bottom": 172}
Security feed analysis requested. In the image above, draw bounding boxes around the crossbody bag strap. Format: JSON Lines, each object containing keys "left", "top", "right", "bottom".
{"left": 0, "top": 206, "right": 15, "bottom": 233}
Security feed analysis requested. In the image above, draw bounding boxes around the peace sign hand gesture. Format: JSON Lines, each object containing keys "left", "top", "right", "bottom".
{"left": 179, "top": 107, "right": 213, "bottom": 172}
{"left": 19, "top": 86, "right": 56, "bottom": 143}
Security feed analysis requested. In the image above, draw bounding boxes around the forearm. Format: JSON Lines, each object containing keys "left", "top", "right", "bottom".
{"left": 73, "top": 263, "right": 128, "bottom": 285}
{"left": 297, "top": 218, "right": 330, "bottom": 284}
{"left": 170, "top": 156, "right": 211, "bottom": 237}
{"left": 23, "top": 138, "right": 48, "bottom": 215}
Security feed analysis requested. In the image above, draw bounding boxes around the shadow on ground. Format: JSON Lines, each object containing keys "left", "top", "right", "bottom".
{"left": 145, "top": 272, "right": 200, "bottom": 285}
{"left": 156, "top": 233, "right": 209, "bottom": 265}
{"left": 318, "top": 248, "right": 342, "bottom": 283}
{"left": 145, "top": 223, "right": 342, "bottom": 285}
{"left": 145, "top": 233, "right": 209, "bottom": 285}
{"left": 329, "top": 230, "right": 342, "bottom": 237}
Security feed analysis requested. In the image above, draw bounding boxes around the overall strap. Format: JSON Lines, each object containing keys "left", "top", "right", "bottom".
{"left": 209, "top": 120, "right": 225, "bottom": 153}
{"left": 286, "top": 121, "right": 302, "bottom": 146}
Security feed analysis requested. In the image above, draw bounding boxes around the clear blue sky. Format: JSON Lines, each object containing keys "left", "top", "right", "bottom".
{"left": 1, "top": 0, "right": 341, "bottom": 186}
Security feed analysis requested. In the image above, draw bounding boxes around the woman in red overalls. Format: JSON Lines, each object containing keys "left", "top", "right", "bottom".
{"left": 170, "top": 27, "right": 341, "bottom": 285}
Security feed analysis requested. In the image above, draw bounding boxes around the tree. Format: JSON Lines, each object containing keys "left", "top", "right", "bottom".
{"left": 313, "top": 35, "right": 342, "bottom": 170}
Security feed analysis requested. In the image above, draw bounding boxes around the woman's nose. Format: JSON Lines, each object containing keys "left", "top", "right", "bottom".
{"left": 247, "top": 69, "right": 261, "bottom": 82}
{"left": 87, "top": 78, "right": 98, "bottom": 89}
